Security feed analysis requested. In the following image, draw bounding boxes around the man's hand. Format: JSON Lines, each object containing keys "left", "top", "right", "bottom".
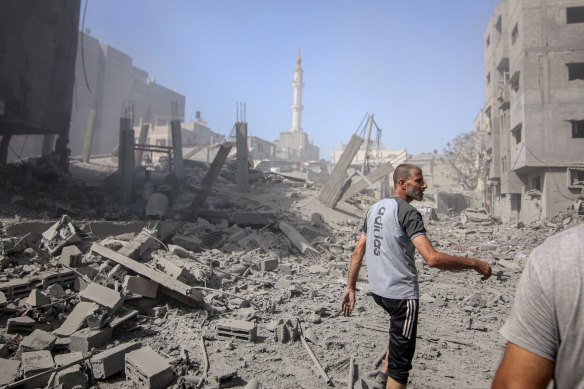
{"left": 340, "top": 287, "right": 356, "bottom": 316}
{"left": 475, "top": 259, "right": 492, "bottom": 281}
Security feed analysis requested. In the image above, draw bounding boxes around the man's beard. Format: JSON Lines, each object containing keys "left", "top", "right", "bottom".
{"left": 406, "top": 186, "right": 424, "bottom": 201}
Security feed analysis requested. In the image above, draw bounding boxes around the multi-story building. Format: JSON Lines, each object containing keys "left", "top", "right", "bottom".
{"left": 69, "top": 32, "right": 185, "bottom": 157}
{"left": 482, "top": 0, "right": 584, "bottom": 222}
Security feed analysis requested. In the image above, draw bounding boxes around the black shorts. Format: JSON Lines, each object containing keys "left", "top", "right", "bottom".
{"left": 371, "top": 294, "right": 419, "bottom": 385}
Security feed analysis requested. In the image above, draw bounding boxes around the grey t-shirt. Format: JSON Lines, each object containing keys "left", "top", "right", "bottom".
{"left": 500, "top": 223, "right": 584, "bottom": 388}
{"left": 362, "top": 197, "right": 426, "bottom": 299}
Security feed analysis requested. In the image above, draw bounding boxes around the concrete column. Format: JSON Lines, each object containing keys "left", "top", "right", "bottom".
{"left": 236, "top": 122, "right": 249, "bottom": 193}
{"left": 42, "top": 135, "right": 54, "bottom": 156}
{"left": 0, "top": 135, "right": 11, "bottom": 165}
{"left": 170, "top": 120, "right": 184, "bottom": 184}
{"left": 134, "top": 123, "right": 149, "bottom": 167}
{"left": 119, "top": 118, "right": 135, "bottom": 205}
{"left": 81, "top": 110, "right": 96, "bottom": 163}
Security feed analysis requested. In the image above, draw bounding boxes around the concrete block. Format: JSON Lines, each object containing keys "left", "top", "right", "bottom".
{"left": 117, "top": 229, "right": 159, "bottom": 259}
{"left": 277, "top": 264, "right": 292, "bottom": 275}
{"left": 79, "top": 283, "right": 124, "bottom": 312}
{"left": 70, "top": 326, "right": 112, "bottom": 353}
{"left": 276, "top": 324, "right": 291, "bottom": 343}
{"left": 0, "top": 358, "right": 21, "bottom": 386}
{"left": 259, "top": 258, "right": 279, "bottom": 272}
{"left": 54, "top": 352, "right": 83, "bottom": 367}
{"left": 0, "top": 343, "right": 8, "bottom": 358}
{"left": 7, "top": 316, "right": 35, "bottom": 334}
{"left": 20, "top": 329, "right": 57, "bottom": 351}
{"left": 123, "top": 276, "right": 158, "bottom": 298}
{"left": 60, "top": 245, "right": 82, "bottom": 267}
{"left": 54, "top": 301, "right": 99, "bottom": 337}
{"left": 91, "top": 341, "right": 141, "bottom": 379}
{"left": 21, "top": 350, "right": 54, "bottom": 387}
{"left": 56, "top": 366, "right": 88, "bottom": 388}
{"left": 125, "top": 346, "right": 174, "bottom": 389}
{"left": 216, "top": 319, "right": 257, "bottom": 342}
{"left": 25, "top": 288, "right": 50, "bottom": 307}
{"left": 155, "top": 258, "right": 189, "bottom": 283}
{"left": 46, "top": 283, "right": 66, "bottom": 298}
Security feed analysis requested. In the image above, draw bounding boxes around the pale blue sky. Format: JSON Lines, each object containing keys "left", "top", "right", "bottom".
{"left": 83, "top": 0, "right": 499, "bottom": 160}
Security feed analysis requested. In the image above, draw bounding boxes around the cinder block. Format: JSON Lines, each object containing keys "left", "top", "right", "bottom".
{"left": 54, "top": 301, "right": 99, "bottom": 337}
{"left": 21, "top": 350, "right": 55, "bottom": 388}
{"left": 260, "top": 258, "right": 279, "bottom": 272}
{"left": 79, "top": 283, "right": 124, "bottom": 312}
{"left": 156, "top": 258, "right": 189, "bottom": 283}
{"left": 54, "top": 352, "right": 84, "bottom": 367}
{"left": 216, "top": 319, "right": 257, "bottom": 342}
{"left": 70, "top": 326, "right": 112, "bottom": 353}
{"left": 123, "top": 276, "right": 158, "bottom": 298}
{"left": 20, "top": 329, "right": 57, "bottom": 351}
{"left": 125, "top": 346, "right": 174, "bottom": 389}
{"left": 91, "top": 341, "right": 142, "bottom": 379}
{"left": 56, "top": 366, "right": 88, "bottom": 388}
{"left": 25, "top": 288, "right": 50, "bottom": 307}
{"left": 60, "top": 245, "right": 82, "bottom": 267}
{"left": 0, "top": 359, "right": 21, "bottom": 386}
{"left": 7, "top": 316, "right": 35, "bottom": 334}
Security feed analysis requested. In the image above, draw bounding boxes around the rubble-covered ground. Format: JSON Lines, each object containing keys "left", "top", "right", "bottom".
{"left": 0, "top": 157, "right": 582, "bottom": 389}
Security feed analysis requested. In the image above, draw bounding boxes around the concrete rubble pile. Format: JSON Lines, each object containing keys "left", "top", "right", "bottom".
{"left": 0, "top": 159, "right": 583, "bottom": 388}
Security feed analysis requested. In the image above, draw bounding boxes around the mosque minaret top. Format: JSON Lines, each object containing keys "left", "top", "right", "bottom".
{"left": 290, "top": 51, "right": 304, "bottom": 134}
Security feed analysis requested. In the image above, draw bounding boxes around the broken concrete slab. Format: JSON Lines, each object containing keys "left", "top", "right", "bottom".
{"left": 90, "top": 341, "right": 142, "bottom": 379}
{"left": 91, "top": 243, "right": 204, "bottom": 308}
{"left": 154, "top": 257, "right": 190, "bottom": 283}
{"left": 26, "top": 288, "right": 51, "bottom": 307}
{"left": 7, "top": 316, "right": 36, "bottom": 334}
{"left": 20, "top": 329, "right": 57, "bottom": 352}
{"left": 60, "top": 245, "right": 82, "bottom": 267}
{"left": 56, "top": 365, "right": 89, "bottom": 388}
{"left": 70, "top": 326, "right": 113, "bottom": 353}
{"left": 41, "top": 215, "right": 81, "bottom": 255}
{"left": 278, "top": 221, "right": 319, "bottom": 257}
{"left": 79, "top": 283, "right": 124, "bottom": 313}
{"left": 125, "top": 346, "right": 175, "bottom": 389}
{"left": 21, "top": 350, "right": 55, "bottom": 387}
{"left": 0, "top": 358, "right": 21, "bottom": 386}
{"left": 123, "top": 275, "right": 158, "bottom": 298}
{"left": 54, "top": 352, "right": 84, "bottom": 367}
{"left": 117, "top": 228, "right": 159, "bottom": 259}
{"left": 54, "top": 301, "right": 99, "bottom": 337}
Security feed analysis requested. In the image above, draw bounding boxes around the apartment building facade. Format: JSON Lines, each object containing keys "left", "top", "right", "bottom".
{"left": 483, "top": 0, "right": 584, "bottom": 222}
{"left": 69, "top": 32, "right": 185, "bottom": 157}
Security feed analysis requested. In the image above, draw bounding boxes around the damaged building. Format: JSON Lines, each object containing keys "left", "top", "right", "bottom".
{"left": 482, "top": 0, "right": 584, "bottom": 222}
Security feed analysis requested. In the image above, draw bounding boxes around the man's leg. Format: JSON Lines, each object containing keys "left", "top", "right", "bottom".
{"left": 385, "top": 299, "right": 419, "bottom": 387}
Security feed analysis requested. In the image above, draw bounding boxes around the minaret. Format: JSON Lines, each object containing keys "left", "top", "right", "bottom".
{"left": 290, "top": 52, "right": 304, "bottom": 134}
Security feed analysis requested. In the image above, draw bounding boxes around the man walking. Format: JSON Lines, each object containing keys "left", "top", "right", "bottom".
{"left": 340, "top": 164, "right": 492, "bottom": 389}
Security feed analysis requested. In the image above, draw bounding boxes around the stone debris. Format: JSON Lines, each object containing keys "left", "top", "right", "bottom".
{"left": 0, "top": 157, "right": 582, "bottom": 389}
{"left": 125, "top": 346, "right": 175, "bottom": 389}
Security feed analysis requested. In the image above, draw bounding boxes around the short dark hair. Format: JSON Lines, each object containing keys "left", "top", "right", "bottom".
{"left": 393, "top": 164, "right": 422, "bottom": 187}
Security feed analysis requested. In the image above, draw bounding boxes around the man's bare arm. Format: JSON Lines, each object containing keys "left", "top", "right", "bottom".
{"left": 412, "top": 234, "right": 492, "bottom": 280}
{"left": 340, "top": 235, "right": 366, "bottom": 316}
{"left": 492, "top": 342, "right": 554, "bottom": 389}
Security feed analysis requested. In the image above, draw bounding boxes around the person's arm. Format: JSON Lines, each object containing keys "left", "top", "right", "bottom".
{"left": 491, "top": 342, "right": 554, "bottom": 389}
{"left": 340, "top": 234, "right": 366, "bottom": 316}
{"left": 412, "top": 234, "right": 492, "bottom": 280}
